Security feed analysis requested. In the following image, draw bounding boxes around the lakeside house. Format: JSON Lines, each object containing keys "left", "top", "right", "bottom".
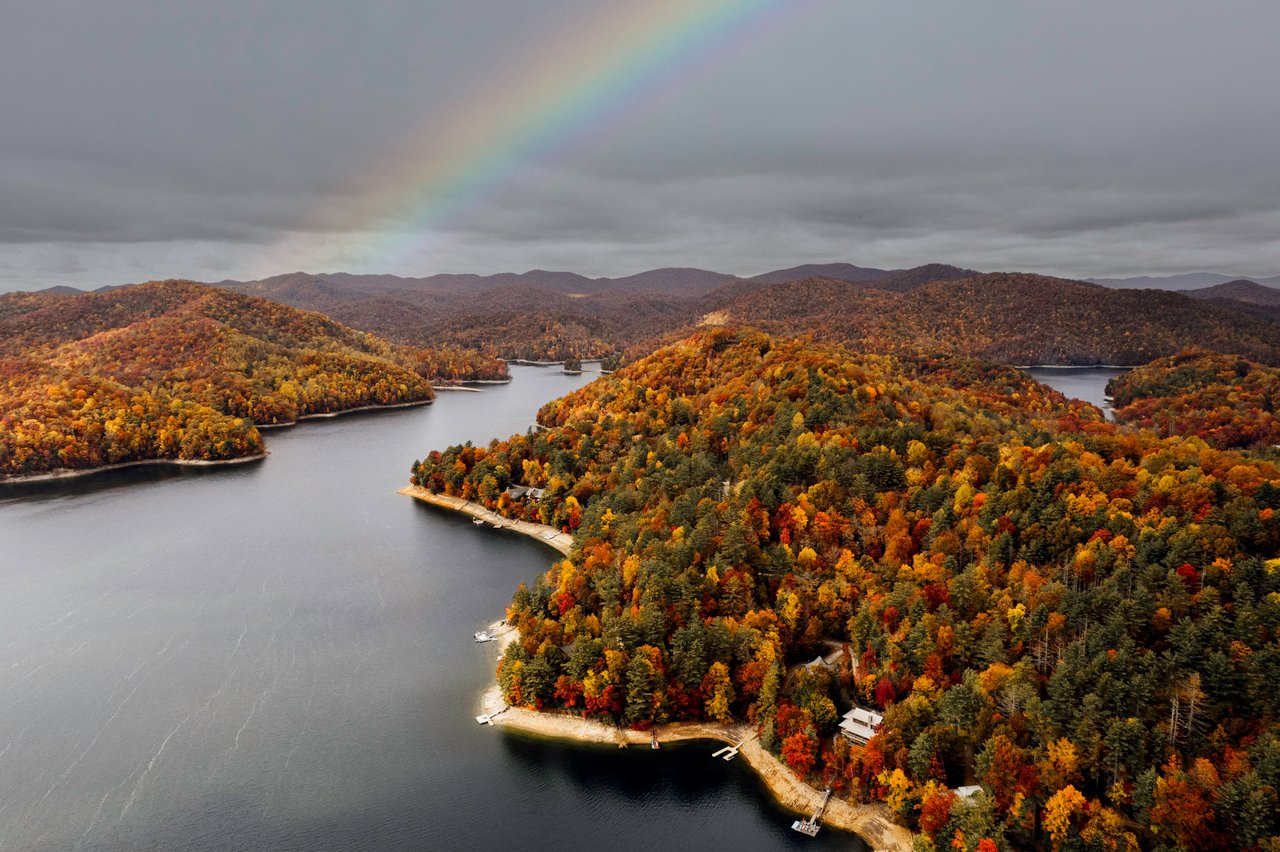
{"left": 838, "top": 707, "right": 884, "bottom": 745}
{"left": 504, "top": 485, "right": 546, "bottom": 500}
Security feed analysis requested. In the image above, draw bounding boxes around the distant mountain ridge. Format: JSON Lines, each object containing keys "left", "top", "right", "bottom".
{"left": 1087, "top": 272, "right": 1280, "bottom": 290}
{"left": 212, "top": 261, "right": 983, "bottom": 300}
{"left": 1186, "top": 279, "right": 1280, "bottom": 307}
{"left": 217, "top": 267, "right": 739, "bottom": 298}
{"left": 203, "top": 265, "right": 1280, "bottom": 366}
{"left": 30, "top": 261, "right": 1280, "bottom": 367}
{"left": 33, "top": 263, "right": 1280, "bottom": 299}
{"left": 689, "top": 272, "right": 1280, "bottom": 367}
{"left": 748, "top": 262, "right": 889, "bottom": 284}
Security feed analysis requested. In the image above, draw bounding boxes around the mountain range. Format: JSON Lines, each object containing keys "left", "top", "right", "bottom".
{"left": 25, "top": 262, "right": 1280, "bottom": 367}
{"left": 1086, "top": 271, "right": 1280, "bottom": 290}
{"left": 184, "top": 266, "right": 1280, "bottom": 367}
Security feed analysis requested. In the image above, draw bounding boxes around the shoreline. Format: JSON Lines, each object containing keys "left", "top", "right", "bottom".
{"left": 0, "top": 452, "right": 269, "bottom": 485}
{"left": 6, "top": 397, "right": 439, "bottom": 484}
{"left": 475, "top": 622, "right": 912, "bottom": 852}
{"left": 255, "top": 397, "right": 433, "bottom": 430}
{"left": 406, "top": 485, "right": 912, "bottom": 851}
{"left": 397, "top": 486, "right": 573, "bottom": 556}
{"left": 432, "top": 378, "right": 513, "bottom": 389}
{"left": 1017, "top": 363, "right": 1135, "bottom": 370}
{"left": 505, "top": 359, "right": 603, "bottom": 368}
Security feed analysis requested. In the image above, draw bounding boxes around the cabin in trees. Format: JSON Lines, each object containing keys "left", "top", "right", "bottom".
{"left": 504, "top": 485, "right": 546, "bottom": 500}
{"left": 838, "top": 707, "right": 883, "bottom": 745}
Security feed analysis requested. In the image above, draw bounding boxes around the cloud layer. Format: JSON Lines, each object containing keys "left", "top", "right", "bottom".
{"left": 3, "top": 1, "right": 1279, "bottom": 289}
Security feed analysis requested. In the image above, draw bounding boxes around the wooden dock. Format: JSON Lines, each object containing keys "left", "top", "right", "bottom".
{"left": 711, "top": 731, "right": 758, "bottom": 761}
{"left": 791, "top": 788, "right": 832, "bottom": 836}
{"left": 476, "top": 706, "right": 509, "bottom": 726}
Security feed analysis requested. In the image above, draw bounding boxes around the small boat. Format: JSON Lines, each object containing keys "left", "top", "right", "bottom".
{"left": 472, "top": 517, "right": 484, "bottom": 526}
{"left": 651, "top": 734, "right": 660, "bottom": 750}
{"left": 474, "top": 630, "right": 494, "bottom": 642}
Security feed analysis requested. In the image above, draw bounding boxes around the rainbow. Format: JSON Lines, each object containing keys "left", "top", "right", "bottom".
{"left": 254, "top": 0, "right": 797, "bottom": 277}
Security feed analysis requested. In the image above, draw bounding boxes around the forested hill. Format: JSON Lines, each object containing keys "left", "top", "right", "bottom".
{"left": 711, "top": 273, "right": 1280, "bottom": 366}
{"left": 210, "top": 267, "right": 1280, "bottom": 367}
{"left": 413, "top": 327, "right": 1280, "bottom": 850}
{"left": 1107, "top": 350, "right": 1280, "bottom": 450}
{"left": 0, "top": 281, "right": 502, "bottom": 478}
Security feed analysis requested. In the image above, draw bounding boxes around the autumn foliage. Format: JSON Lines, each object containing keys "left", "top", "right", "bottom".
{"left": 0, "top": 281, "right": 503, "bottom": 477}
{"left": 415, "top": 328, "right": 1280, "bottom": 849}
{"left": 1108, "top": 349, "right": 1280, "bottom": 449}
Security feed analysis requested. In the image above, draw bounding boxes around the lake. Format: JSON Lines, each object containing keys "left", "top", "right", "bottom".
{"left": 0, "top": 365, "right": 866, "bottom": 852}
{"left": 1025, "top": 367, "right": 1128, "bottom": 419}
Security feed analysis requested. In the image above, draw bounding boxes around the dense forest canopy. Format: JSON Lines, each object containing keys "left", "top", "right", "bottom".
{"left": 413, "top": 328, "right": 1280, "bottom": 851}
{"left": 1108, "top": 351, "right": 1280, "bottom": 451}
{"left": 0, "top": 281, "right": 505, "bottom": 477}
{"left": 644, "top": 274, "right": 1280, "bottom": 368}
{"left": 218, "top": 268, "right": 1280, "bottom": 367}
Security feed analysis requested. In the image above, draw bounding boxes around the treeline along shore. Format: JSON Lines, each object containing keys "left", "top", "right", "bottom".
{"left": 409, "top": 328, "right": 1280, "bottom": 850}
{"left": 398, "top": 484, "right": 912, "bottom": 852}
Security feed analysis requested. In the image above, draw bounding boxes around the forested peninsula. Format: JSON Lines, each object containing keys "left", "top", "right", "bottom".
{"left": 1108, "top": 350, "right": 1280, "bottom": 451}
{"left": 413, "top": 328, "right": 1280, "bottom": 851}
{"left": 0, "top": 281, "right": 505, "bottom": 478}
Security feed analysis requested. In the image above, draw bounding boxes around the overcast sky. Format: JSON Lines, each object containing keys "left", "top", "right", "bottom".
{"left": 3, "top": 0, "right": 1280, "bottom": 291}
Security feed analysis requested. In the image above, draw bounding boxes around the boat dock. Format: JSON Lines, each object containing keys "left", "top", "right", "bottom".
{"left": 791, "top": 788, "right": 832, "bottom": 836}
{"left": 476, "top": 706, "right": 509, "bottom": 726}
{"left": 711, "top": 731, "right": 758, "bottom": 761}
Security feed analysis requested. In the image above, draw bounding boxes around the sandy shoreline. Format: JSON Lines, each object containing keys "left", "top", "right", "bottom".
{"left": 397, "top": 486, "right": 573, "bottom": 556}
{"left": 4, "top": 397, "right": 440, "bottom": 483}
{"left": 0, "top": 452, "right": 269, "bottom": 485}
{"left": 1016, "top": 363, "right": 1135, "bottom": 370}
{"left": 404, "top": 486, "right": 911, "bottom": 850}
{"left": 255, "top": 397, "right": 433, "bottom": 430}
{"left": 474, "top": 621, "right": 911, "bottom": 852}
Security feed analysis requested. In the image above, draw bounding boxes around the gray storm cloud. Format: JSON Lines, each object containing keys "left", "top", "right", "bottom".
{"left": 2, "top": 0, "right": 1279, "bottom": 289}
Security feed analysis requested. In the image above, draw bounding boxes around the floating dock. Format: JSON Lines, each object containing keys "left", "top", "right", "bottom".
{"left": 791, "top": 788, "right": 832, "bottom": 836}
{"left": 711, "top": 731, "right": 758, "bottom": 761}
{"left": 477, "top": 707, "right": 509, "bottom": 725}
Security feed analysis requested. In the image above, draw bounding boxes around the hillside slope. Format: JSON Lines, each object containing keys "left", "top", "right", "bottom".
{"left": 210, "top": 267, "right": 1280, "bottom": 366}
{"left": 713, "top": 273, "right": 1280, "bottom": 366}
{"left": 1187, "top": 279, "right": 1280, "bottom": 307}
{"left": 1107, "top": 350, "right": 1280, "bottom": 449}
{"left": 0, "top": 281, "right": 501, "bottom": 478}
{"left": 414, "top": 327, "right": 1280, "bottom": 849}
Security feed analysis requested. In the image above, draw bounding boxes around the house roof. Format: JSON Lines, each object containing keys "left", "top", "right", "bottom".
{"left": 838, "top": 706, "right": 884, "bottom": 741}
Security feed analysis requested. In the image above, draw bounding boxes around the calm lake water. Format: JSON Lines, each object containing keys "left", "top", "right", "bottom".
{"left": 0, "top": 365, "right": 866, "bottom": 852}
{"left": 1025, "top": 367, "right": 1127, "bottom": 419}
